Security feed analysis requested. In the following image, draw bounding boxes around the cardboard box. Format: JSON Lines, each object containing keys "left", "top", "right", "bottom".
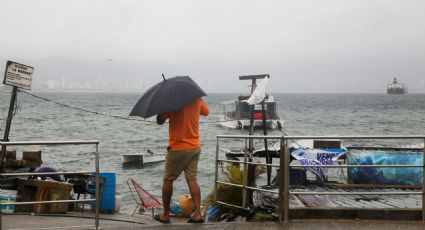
{"left": 16, "top": 178, "right": 72, "bottom": 213}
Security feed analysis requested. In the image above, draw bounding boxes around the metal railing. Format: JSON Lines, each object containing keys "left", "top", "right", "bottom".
{"left": 0, "top": 140, "right": 100, "bottom": 230}
{"left": 214, "top": 135, "right": 425, "bottom": 222}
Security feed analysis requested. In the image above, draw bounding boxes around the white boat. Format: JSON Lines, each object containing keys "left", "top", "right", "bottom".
{"left": 121, "top": 149, "right": 165, "bottom": 165}
{"left": 218, "top": 74, "right": 284, "bottom": 130}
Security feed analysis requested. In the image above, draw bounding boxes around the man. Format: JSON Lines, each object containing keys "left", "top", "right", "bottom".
{"left": 154, "top": 97, "right": 209, "bottom": 224}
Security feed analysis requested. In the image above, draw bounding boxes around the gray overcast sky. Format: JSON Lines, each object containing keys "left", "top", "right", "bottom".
{"left": 1, "top": 0, "right": 424, "bottom": 93}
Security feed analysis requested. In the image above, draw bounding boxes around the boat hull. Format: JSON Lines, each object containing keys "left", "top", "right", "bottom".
{"left": 387, "top": 88, "right": 407, "bottom": 94}
{"left": 218, "top": 115, "right": 283, "bottom": 130}
{"left": 121, "top": 154, "right": 165, "bottom": 165}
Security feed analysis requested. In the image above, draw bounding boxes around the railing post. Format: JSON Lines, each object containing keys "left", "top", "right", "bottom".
{"left": 214, "top": 137, "right": 219, "bottom": 202}
{"left": 278, "top": 136, "right": 289, "bottom": 222}
{"left": 283, "top": 138, "right": 290, "bottom": 222}
{"left": 95, "top": 143, "right": 100, "bottom": 230}
{"left": 278, "top": 137, "right": 284, "bottom": 221}
{"left": 242, "top": 137, "right": 249, "bottom": 209}
{"left": 423, "top": 138, "right": 425, "bottom": 223}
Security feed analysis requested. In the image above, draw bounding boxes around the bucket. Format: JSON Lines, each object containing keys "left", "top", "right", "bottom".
{"left": 0, "top": 190, "right": 17, "bottom": 214}
{"left": 114, "top": 195, "right": 121, "bottom": 213}
{"left": 178, "top": 195, "right": 194, "bottom": 217}
{"left": 90, "top": 172, "right": 116, "bottom": 213}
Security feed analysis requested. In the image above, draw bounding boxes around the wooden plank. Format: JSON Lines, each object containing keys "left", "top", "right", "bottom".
{"left": 379, "top": 198, "right": 408, "bottom": 208}
{"left": 239, "top": 74, "right": 269, "bottom": 80}
{"left": 297, "top": 194, "right": 332, "bottom": 208}
{"left": 313, "top": 140, "right": 341, "bottom": 149}
{"left": 293, "top": 184, "right": 422, "bottom": 210}
{"left": 34, "top": 187, "right": 47, "bottom": 213}
{"left": 23, "top": 150, "right": 42, "bottom": 164}
{"left": 289, "top": 194, "right": 306, "bottom": 208}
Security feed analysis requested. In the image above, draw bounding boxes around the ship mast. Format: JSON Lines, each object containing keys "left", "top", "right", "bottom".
{"left": 239, "top": 74, "right": 273, "bottom": 186}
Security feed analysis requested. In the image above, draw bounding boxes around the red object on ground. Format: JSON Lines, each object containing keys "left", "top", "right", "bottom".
{"left": 130, "top": 178, "right": 162, "bottom": 208}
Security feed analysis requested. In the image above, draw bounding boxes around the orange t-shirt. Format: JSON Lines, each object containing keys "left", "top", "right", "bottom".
{"left": 159, "top": 98, "right": 209, "bottom": 151}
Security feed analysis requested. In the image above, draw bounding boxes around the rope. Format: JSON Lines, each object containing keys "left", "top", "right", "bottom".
{"left": 15, "top": 91, "right": 299, "bottom": 142}
{"left": 19, "top": 90, "right": 156, "bottom": 123}
{"left": 271, "top": 120, "right": 305, "bottom": 149}
{"left": 18, "top": 90, "right": 224, "bottom": 124}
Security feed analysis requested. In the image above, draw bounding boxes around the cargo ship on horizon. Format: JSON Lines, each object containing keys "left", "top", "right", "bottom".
{"left": 387, "top": 77, "right": 407, "bottom": 94}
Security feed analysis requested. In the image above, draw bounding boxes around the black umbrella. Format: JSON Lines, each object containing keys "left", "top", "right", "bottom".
{"left": 129, "top": 75, "right": 207, "bottom": 118}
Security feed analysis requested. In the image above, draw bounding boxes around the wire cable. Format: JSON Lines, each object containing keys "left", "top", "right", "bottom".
{"left": 18, "top": 90, "right": 225, "bottom": 124}
{"left": 271, "top": 120, "right": 305, "bottom": 149}
{"left": 19, "top": 90, "right": 157, "bottom": 123}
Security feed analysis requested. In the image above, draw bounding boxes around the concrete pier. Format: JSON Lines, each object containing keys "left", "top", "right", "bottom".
{"left": 2, "top": 212, "right": 425, "bottom": 230}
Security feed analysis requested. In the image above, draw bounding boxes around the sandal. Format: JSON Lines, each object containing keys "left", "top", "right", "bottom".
{"left": 154, "top": 214, "right": 171, "bottom": 224}
{"left": 187, "top": 217, "right": 205, "bottom": 223}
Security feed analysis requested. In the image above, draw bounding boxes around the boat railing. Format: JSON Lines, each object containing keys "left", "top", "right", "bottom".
{"left": 214, "top": 135, "right": 425, "bottom": 222}
{"left": 0, "top": 140, "right": 101, "bottom": 230}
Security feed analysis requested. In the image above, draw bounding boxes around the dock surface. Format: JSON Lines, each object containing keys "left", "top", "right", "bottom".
{"left": 2, "top": 212, "right": 425, "bottom": 230}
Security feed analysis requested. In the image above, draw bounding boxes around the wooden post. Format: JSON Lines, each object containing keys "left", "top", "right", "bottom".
{"left": 0, "top": 86, "right": 18, "bottom": 172}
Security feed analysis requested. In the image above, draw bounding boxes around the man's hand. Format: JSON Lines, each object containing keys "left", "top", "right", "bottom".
{"left": 156, "top": 115, "right": 165, "bottom": 125}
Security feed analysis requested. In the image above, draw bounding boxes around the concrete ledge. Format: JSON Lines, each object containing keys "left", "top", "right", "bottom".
{"left": 290, "top": 208, "right": 423, "bottom": 221}
{"left": 2, "top": 213, "right": 425, "bottom": 230}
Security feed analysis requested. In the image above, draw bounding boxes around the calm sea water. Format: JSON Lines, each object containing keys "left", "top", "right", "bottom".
{"left": 1, "top": 91, "right": 425, "bottom": 212}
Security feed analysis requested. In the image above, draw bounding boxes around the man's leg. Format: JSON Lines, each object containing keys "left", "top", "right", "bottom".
{"left": 184, "top": 149, "right": 202, "bottom": 220}
{"left": 186, "top": 176, "right": 202, "bottom": 220}
{"left": 160, "top": 178, "right": 173, "bottom": 220}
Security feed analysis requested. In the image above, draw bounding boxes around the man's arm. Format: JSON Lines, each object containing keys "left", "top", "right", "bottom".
{"left": 157, "top": 112, "right": 171, "bottom": 125}
{"left": 156, "top": 114, "right": 166, "bottom": 125}
{"left": 200, "top": 99, "right": 209, "bottom": 116}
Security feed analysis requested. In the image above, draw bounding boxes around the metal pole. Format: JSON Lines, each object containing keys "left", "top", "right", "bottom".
{"left": 242, "top": 138, "right": 248, "bottom": 209}
{"left": 0, "top": 86, "right": 18, "bottom": 172}
{"left": 261, "top": 101, "right": 271, "bottom": 185}
{"left": 0, "top": 86, "right": 17, "bottom": 228}
{"left": 0, "top": 194, "right": 2, "bottom": 230}
{"left": 214, "top": 138, "right": 219, "bottom": 202}
{"left": 283, "top": 138, "right": 289, "bottom": 222}
{"left": 251, "top": 79, "right": 257, "bottom": 94}
{"left": 278, "top": 137, "right": 284, "bottom": 221}
{"left": 249, "top": 105, "right": 255, "bottom": 137}
{"left": 423, "top": 138, "right": 425, "bottom": 223}
{"left": 246, "top": 104, "right": 255, "bottom": 209}
{"left": 95, "top": 143, "right": 100, "bottom": 230}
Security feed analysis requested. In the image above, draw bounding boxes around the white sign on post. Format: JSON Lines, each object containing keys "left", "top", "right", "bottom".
{"left": 3, "top": 61, "right": 34, "bottom": 90}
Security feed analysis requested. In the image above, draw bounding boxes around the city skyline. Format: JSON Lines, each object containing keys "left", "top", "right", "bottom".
{"left": 2, "top": 74, "right": 422, "bottom": 94}
{"left": 1, "top": 1, "right": 424, "bottom": 93}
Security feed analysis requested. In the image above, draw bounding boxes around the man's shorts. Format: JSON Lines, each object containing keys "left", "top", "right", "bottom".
{"left": 164, "top": 147, "right": 201, "bottom": 181}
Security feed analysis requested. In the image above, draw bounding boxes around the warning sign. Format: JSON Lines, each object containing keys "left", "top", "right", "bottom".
{"left": 3, "top": 61, "right": 34, "bottom": 90}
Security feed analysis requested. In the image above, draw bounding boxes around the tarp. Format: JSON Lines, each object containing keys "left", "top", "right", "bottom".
{"left": 291, "top": 149, "right": 347, "bottom": 182}
{"left": 245, "top": 77, "right": 268, "bottom": 105}
{"left": 347, "top": 150, "right": 423, "bottom": 185}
